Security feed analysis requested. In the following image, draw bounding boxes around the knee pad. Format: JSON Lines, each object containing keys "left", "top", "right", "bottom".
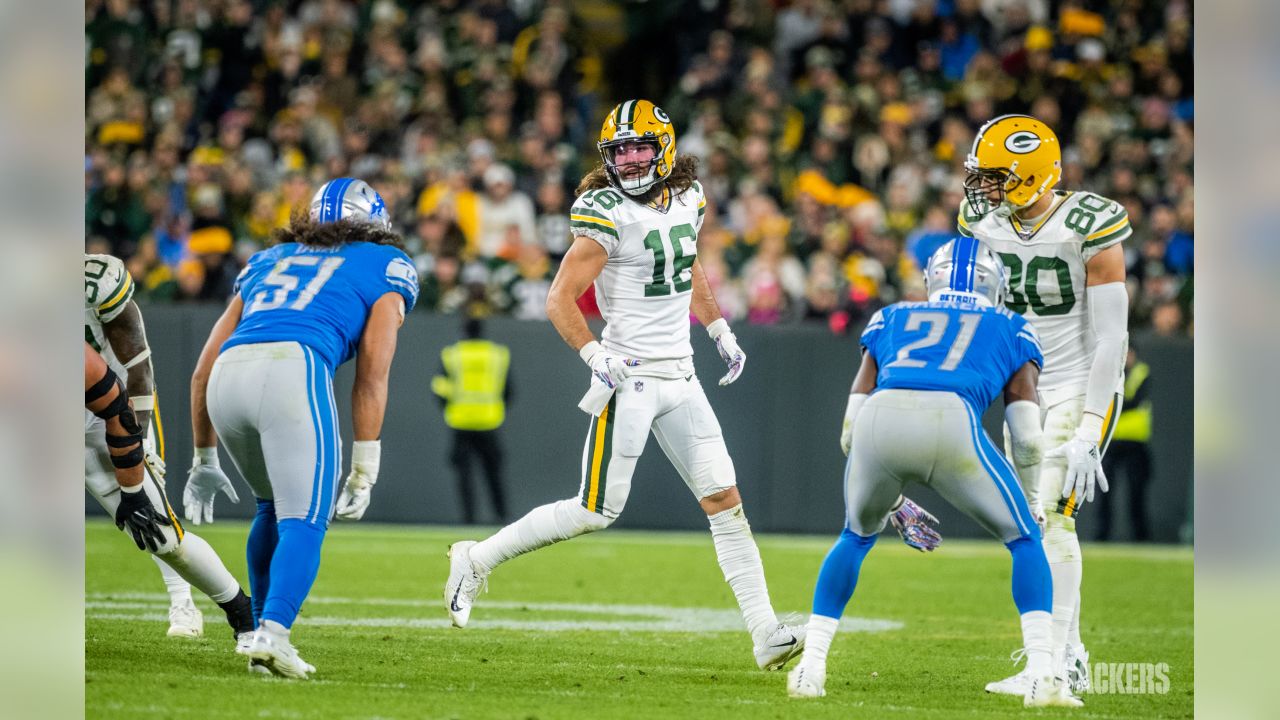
{"left": 557, "top": 498, "right": 613, "bottom": 535}
{"left": 87, "top": 367, "right": 145, "bottom": 470}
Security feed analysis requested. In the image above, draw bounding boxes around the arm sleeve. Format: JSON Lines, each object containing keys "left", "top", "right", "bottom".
{"left": 1083, "top": 282, "right": 1129, "bottom": 421}
{"left": 1004, "top": 399, "right": 1043, "bottom": 503}
{"left": 569, "top": 191, "right": 621, "bottom": 254}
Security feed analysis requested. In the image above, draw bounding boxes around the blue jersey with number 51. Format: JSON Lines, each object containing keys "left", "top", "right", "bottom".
{"left": 223, "top": 242, "right": 419, "bottom": 370}
{"left": 860, "top": 301, "right": 1044, "bottom": 413}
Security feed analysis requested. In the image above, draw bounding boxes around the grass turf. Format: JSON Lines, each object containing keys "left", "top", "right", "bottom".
{"left": 86, "top": 519, "right": 1192, "bottom": 719}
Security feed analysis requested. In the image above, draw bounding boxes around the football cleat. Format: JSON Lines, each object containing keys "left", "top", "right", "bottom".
{"left": 1065, "top": 643, "right": 1091, "bottom": 694}
{"left": 236, "top": 632, "right": 271, "bottom": 675}
{"left": 444, "top": 541, "right": 488, "bottom": 628}
{"left": 166, "top": 599, "right": 204, "bottom": 638}
{"left": 237, "top": 629, "right": 315, "bottom": 679}
{"left": 787, "top": 663, "right": 827, "bottom": 698}
{"left": 754, "top": 622, "right": 807, "bottom": 671}
{"left": 985, "top": 648, "right": 1032, "bottom": 695}
{"left": 1025, "top": 675, "right": 1084, "bottom": 708}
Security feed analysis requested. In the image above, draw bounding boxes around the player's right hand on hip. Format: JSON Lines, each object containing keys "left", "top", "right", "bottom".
{"left": 184, "top": 448, "right": 239, "bottom": 525}
{"left": 1046, "top": 434, "right": 1109, "bottom": 504}
{"left": 115, "top": 485, "right": 172, "bottom": 552}
{"left": 580, "top": 341, "right": 631, "bottom": 389}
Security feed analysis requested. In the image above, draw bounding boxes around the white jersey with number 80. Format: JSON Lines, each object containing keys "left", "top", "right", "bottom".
{"left": 957, "top": 189, "right": 1130, "bottom": 393}
{"left": 570, "top": 182, "right": 707, "bottom": 361}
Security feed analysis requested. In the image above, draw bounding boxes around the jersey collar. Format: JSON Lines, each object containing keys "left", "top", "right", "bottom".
{"left": 1008, "top": 191, "right": 1072, "bottom": 240}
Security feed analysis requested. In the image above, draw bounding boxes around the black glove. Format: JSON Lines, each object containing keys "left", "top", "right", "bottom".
{"left": 115, "top": 486, "right": 172, "bottom": 552}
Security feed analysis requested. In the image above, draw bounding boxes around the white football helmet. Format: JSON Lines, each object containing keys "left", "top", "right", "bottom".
{"left": 924, "top": 237, "right": 1009, "bottom": 307}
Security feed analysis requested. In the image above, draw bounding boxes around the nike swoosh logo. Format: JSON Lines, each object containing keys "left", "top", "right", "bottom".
{"left": 768, "top": 637, "right": 798, "bottom": 649}
{"left": 450, "top": 589, "right": 463, "bottom": 613}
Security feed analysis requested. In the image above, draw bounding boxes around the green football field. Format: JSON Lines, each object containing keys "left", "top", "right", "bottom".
{"left": 85, "top": 519, "right": 1192, "bottom": 719}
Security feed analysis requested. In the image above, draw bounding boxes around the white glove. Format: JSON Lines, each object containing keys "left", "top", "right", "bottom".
{"left": 143, "top": 450, "right": 167, "bottom": 488}
{"left": 579, "top": 341, "right": 632, "bottom": 389}
{"left": 1046, "top": 431, "right": 1109, "bottom": 504}
{"left": 336, "top": 440, "right": 380, "bottom": 521}
{"left": 840, "top": 393, "right": 867, "bottom": 456}
{"left": 706, "top": 319, "right": 746, "bottom": 386}
{"left": 184, "top": 447, "right": 240, "bottom": 525}
{"left": 1029, "top": 501, "right": 1046, "bottom": 533}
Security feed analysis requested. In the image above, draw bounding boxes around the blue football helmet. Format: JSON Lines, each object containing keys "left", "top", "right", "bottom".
{"left": 923, "top": 236, "right": 1009, "bottom": 307}
{"left": 309, "top": 178, "right": 391, "bottom": 230}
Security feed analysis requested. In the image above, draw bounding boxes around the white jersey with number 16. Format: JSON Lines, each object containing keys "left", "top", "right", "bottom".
{"left": 569, "top": 182, "right": 707, "bottom": 362}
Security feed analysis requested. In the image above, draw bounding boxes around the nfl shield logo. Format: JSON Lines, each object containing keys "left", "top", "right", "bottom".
{"left": 634, "top": 380, "right": 644, "bottom": 392}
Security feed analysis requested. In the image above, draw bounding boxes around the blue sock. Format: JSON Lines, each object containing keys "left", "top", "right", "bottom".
{"left": 260, "top": 518, "right": 327, "bottom": 629}
{"left": 246, "top": 499, "right": 278, "bottom": 625}
{"left": 812, "top": 528, "right": 879, "bottom": 619}
{"left": 1006, "top": 536, "right": 1052, "bottom": 614}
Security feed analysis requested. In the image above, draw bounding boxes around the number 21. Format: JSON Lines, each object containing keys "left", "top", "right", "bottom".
{"left": 887, "top": 311, "right": 980, "bottom": 371}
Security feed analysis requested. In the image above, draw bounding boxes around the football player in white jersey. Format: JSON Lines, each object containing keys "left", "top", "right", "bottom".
{"left": 955, "top": 116, "right": 1128, "bottom": 696}
{"left": 444, "top": 100, "right": 940, "bottom": 671}
{"left": 85, "top": 254, "right": 254, "bottom": 642}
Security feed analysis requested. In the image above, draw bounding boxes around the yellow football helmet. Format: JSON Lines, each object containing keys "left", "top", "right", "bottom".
{"left": 598, "top": 99, "right": 676, "bottom": 196}
{"left": 963, "top": 114, "right": 1061, "bottom": 218}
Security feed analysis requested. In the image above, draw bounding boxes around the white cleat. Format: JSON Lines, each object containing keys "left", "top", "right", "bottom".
{"left": 787, "top": 663, "right": 827, "bottom": 698}
{"left": 166, "top": 599, "right": 204, "bottom": 638}
{"left": 1065, "top": 643, "right": 1091, "bottom": 694}
{"left": 237, "top": 629, "right": 315, "bottom": 679}
{"left": 1025, "top": 675, "right": 1084, "bottom": 708}
{"left": 444, "top": 541, "right": 488, "bottom": 628}
{"left": 236, "top": 632, "right": 272, "bottom": 675}
{"left": 985, "top": 648, "right": 1032, "bottom": 695}
{"left": 755, "top": 623, "right": 807, "bottom": 671}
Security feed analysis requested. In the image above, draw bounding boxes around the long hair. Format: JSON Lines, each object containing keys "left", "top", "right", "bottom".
{"left": 269, "top": 209, "right": 406, "bottom": 251}
{"left": 575, "top": 154, "right": 700, "bottom": 200}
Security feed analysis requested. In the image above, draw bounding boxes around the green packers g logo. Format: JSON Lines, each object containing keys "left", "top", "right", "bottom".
{"left": 653, "top": 106, "right": 670, "bottom": 124}
{"left": 1004, "top": 131, "right": 1042, "bottom": 154}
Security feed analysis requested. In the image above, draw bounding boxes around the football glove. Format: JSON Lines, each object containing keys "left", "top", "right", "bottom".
{"left": 336, "top": 440, "right": 380, "bottom": 521}
{"left": 1047, "top": 432, "right": 1109, "bottom": 504}
{"left": 115, "top": 484, "right": 172, "bottom": 552}
{"left": 707, "top": 319, "right": 746, "bottom": 386}
{"left": 890, "top": 496, "right": 942, "bottom": 552}
{"left": 840, "top": 394, "right": 868, "bottom": 456}
{"left": 579, "top": 341, "right": 632, "bottom": 389}
{"left": 184, "top": 447, "right": 240, "bottom": 525}
{"left": 143, "top": 450, "right": 167, "bottom": 488}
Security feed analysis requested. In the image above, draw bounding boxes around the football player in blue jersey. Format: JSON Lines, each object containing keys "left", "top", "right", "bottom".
{"left": 185, "top": 178, "right": 419, "bottom": 678}
{"left": 786, "top": 238, "right": 1081, "bottom": 708}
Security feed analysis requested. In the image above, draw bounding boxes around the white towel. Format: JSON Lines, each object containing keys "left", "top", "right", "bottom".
{"left": 577, "top": 379, "right": 616, "bottom": 417}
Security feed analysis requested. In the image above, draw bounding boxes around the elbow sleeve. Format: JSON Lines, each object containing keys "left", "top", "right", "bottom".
{"left": 1005, "top": 400, "right": 1043, "bottom": 467}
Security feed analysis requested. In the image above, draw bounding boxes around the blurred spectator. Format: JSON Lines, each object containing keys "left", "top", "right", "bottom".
{"left": 82, "top": 0, "right": 1191, "bottom": 336}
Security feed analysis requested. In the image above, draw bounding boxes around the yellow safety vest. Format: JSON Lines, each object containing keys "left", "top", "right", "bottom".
{"left": 431, "top": 340, "right": 510, "bottom": 431}
{"left": 1112, "top": 361, "right": 1152, "bottom": 442}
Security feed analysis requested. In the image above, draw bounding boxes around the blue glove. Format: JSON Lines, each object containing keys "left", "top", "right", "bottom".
{"left": 890, "top": 497, "right": 942, "bottom": 552}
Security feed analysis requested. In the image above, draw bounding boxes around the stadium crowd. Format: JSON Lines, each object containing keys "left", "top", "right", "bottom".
{"left": 86, "top": 0, "right": 1193, "bottom": 336}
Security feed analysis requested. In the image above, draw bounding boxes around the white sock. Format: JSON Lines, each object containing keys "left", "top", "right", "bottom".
{"left": 1068, "top": 595, "right": 1083, "bottom": 648}
{"left": 154, "top": 555, "right": 193, "bottom": 606}
{"left": 800, "top": 615, "right": 839, "bottom": 667}
{"left": 469, "top": 499, "right": 611, "bottom": 574}
{"left": 1020, "top": 610, "right": 1053, "bottom": 678}
{"left": 1043, "top": 518, "right": 1081, "bottom": 676}
{"left": 707, "top": 505, "right": 777, "bottom": 644}
{"left": 260, "top": 619, "right": 289, "bottom": 638}
{"left": 156, "top": 531, "right": 241, "bottom": 604}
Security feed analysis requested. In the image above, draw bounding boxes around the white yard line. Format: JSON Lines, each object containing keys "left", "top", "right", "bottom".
{"left": 87, "top": 594, "right": 903, "bottom": 634}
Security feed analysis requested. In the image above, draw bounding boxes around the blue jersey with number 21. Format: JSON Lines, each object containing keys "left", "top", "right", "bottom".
{"left": 223, "top": 241, "right": 419, "bottom": 371}
{"left": 860, "top": 301, "right": 1044, "bottom": 414}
